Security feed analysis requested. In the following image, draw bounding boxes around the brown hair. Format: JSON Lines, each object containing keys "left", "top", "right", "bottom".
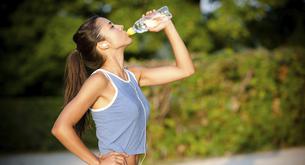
{"left": 63, "top": 15, "right": 106, "bottom": 138}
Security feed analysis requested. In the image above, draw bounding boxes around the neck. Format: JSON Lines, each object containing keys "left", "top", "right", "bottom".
{"left": 100, "top": 47, "right": 126, "bottom": 75}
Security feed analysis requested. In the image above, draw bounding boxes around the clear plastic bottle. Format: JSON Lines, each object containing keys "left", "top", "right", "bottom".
{"left": 127, "top": 6, "right": 172, "bottom": 35}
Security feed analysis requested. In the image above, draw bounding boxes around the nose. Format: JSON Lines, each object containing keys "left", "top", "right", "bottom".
{"left": 114, "top": 24, "right": 124, "bottom": 31}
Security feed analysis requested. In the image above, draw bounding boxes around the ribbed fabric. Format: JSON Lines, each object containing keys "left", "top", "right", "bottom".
{"left": 89, "top": 67, "right": 150, "bottom": 164}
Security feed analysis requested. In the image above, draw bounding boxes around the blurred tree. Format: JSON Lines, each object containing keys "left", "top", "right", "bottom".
{"left": 202, "top": 0, "right": 305, "bottom": 50}
{"left": 0, "top": 0, "right": 108, "bottom": 96}
{"left": 0, "top": 0, "right": 304, "bottom": 96}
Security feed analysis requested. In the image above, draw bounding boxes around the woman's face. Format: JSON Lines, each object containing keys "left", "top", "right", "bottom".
{"left": 96, "top": 17, "right": 132, "bottom": 49}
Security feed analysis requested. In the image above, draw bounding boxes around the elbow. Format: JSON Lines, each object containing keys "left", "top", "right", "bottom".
{"left": 51, "top": 125, "right": 60, "bottom": 136}
{"left": 51, "top": 123, "right": 67, "bottom": 137}
{"left": 189, "top": 68, "right": 195, "bottom": 75}
{"left": 185, "top": 66, "right": 196, "bottom": 77}
{"left": 182, "top": 70, "right": 195, "bottom": 79}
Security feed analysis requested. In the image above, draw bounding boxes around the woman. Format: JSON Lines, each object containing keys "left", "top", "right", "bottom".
{"left": 51, "top": 9, "right": 195, "bottom": 165}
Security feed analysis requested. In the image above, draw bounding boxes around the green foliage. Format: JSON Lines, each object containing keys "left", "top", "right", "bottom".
{"left": 0, "top": 96, "right": 97, "bottom": 153}
{"left": 145, "top": 46, "right": 305, "bottom": 161}
{"left": 1, "top": 48, "right": 304, "bottom": 164}
{"left": 1, "top": 0, "right": 304, "bottom": 96}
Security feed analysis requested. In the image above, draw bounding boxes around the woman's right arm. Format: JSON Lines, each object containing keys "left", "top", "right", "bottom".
{"left": 51, "top": 73, "right": 108, "bottom": 165}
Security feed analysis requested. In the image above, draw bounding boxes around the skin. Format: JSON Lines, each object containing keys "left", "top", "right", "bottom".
{"left": 51, "top": 9, "right": 195, "bottom": 165}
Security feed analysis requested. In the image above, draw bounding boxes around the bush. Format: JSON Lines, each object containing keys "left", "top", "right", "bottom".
{"left": 1, "top": 47, "right": 304, "bottom": 162}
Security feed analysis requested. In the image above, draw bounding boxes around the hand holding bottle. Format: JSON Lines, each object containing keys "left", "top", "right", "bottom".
{"left": 142, "top": 9, "right": 172, "bottom": 32}
{"left": 127, "top": 6, "right": 173, "bottom": 35}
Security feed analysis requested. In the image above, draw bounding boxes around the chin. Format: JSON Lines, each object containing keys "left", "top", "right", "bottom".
{"left": 121, "top": 39, "right": 133, "bottom": 48}
{"left": 127, "top": 38, "right": 133, "bottom": 45}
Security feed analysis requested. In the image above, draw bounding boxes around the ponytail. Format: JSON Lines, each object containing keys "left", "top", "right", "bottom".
{"left": 63, "top": 49, "right": 91, "bottom": 138}
{"left": 62, "top": 15, "right": 106, "bottom": 138}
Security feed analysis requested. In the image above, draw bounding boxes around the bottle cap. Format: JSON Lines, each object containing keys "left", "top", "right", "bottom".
{"left": 127, "top": 28, "right": 136, "bottom": 35}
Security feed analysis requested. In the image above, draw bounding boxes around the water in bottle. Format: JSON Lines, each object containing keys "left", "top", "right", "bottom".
{"left": 127, "top": 6, "right": 172, "bottom": 35}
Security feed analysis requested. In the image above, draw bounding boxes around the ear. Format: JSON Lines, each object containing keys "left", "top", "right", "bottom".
{"left": 97, "top": 41, "right": 109, "bottom": 49}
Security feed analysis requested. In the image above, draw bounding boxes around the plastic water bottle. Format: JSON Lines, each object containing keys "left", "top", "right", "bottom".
{"left": 127, "top": 6, "right": 172, "bottom": 35}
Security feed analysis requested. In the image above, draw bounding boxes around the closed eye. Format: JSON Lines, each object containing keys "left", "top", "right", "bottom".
{"left": 108, "top": 21, "right": 114, "bottom": 29}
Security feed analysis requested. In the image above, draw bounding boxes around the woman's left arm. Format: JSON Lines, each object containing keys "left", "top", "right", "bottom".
{"left": 129, "top": 20, "right": 195, "bottom": 87}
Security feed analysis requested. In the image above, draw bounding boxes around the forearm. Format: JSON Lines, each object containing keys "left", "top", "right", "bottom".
{"left": 163, "top": 21, "right": 195, "bottom": 74}
{"left": 52, "top": 126, "right": 100, "bottom": 165}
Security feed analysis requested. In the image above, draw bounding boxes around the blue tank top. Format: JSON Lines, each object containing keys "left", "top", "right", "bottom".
{"left": 89, "top": 67, "right": 150, "bottom": 158}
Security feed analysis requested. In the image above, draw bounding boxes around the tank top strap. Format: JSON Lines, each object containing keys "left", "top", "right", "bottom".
{"left": 124, "top": 68, "right": 139, "bottom": 86}
{"left": 91, "top": 69, "right": 113, "bottom": 82}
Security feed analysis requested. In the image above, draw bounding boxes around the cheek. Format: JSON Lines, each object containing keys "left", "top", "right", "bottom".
{"left": 114, "top": 33, "right": 127, "bottom": 45}
{"left": 108, "top": 31, "right": 128, "bottom": 46}
{"left": 105, "top": 33, "right": 118, "bottom": 45}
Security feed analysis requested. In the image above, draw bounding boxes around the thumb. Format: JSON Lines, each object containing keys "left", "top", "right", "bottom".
{"left": 99, "top": 152, "right": 111, "bottom": 159}
{"left": 98, "top": 154, "right": 105, "bottom": 159}
{"left": 122, "top": 152, "right": 129, "bottom": 157}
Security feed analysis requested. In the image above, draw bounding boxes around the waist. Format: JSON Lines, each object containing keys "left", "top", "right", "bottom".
{"left": 126, "top": 154, "right": 140, "bottom": 165}
{"left": 99, "top": 153, "right": 140, "bottom": 165}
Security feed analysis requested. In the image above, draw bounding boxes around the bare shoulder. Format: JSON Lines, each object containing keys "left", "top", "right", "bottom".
{"left": 54, "top": 71, "right": 110, "bottom": 126}
{"left": 81, "top": 71, "right": 109, "bottom": 95}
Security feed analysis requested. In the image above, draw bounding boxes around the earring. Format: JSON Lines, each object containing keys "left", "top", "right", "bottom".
{"left": 99, "top": 43, "right": 109, "bottom": 49}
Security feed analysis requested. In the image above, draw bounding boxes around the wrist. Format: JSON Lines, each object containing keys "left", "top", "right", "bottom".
{"left": 89, "top": 161, "right": 100, "bottom": 165}
{"left": 89, "top": 156, "right": 101, "bottom": 165}
{"left": 163, "top": 20, "right": 175, "bottom": 33}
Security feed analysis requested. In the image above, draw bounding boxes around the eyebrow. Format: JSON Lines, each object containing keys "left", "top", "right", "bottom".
{"left": 98, "top": 21, "right": 112, "bottom": 34}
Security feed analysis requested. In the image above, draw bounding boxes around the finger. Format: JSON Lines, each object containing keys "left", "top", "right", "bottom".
{"left": 117, "top": 154, "right": 128, "bottom": 160}
{"left": 146, "top": 10, "right": 153, "bottom": 15}
{"left": 115, "top": 157, "right": 124, "bottom": 165}
{"left": 118, "top": 152, "right": 129, "bottom": 158}
{"left": 107, "top": 151, "right": 129, "bottom": 160}
{"left": 115, "top": 156, "right": 125, "bottom": 161}
{"left": 110, "top": 152, "right": 125, "bottom": 159}
{"left": 124, "top": 157, "right": 128, "bottom": 165}
{"left": 114, "top": 152, "right": 129, "bottom": 158}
